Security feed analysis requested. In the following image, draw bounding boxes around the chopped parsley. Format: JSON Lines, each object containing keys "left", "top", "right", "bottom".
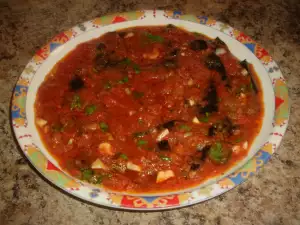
{"left": 70, "top": 94, "right": 81, "bottom": 110}
{"left": 209, "top": 142, "right": 231, "bottom": 164}
{"left": 104, "top": 81, "right": 112, "bottom": 90}
{"left": 119, "top": 153, "right": 128, "bottom": 160}
{"left": 133, "top": 64, "right": 141, "bottom": 74}
{"left": 85, "top": 104, "right": 96, "bottom": 115}
{"left": 80, "top": 168, "right": 93, "bottom": 181}
{"left": 179, "top": 124, "right": 191, "bottom": 131}
{"left": 99, "top": 122, "right": 109, "bottom": 132}
{"left": 144, "top": 32, "right": 164, "bottom": 43}
{"left": 159, "top": 155, "right": 172, "bottom": 161}
{"left": 132, "top": 91, "right": 144, "bottom": 99}
{"left": 118, "top": 76, "right": 129, "bottom": 84}
{"left": 137, "top": 139, "right": 148, "bottom": 146}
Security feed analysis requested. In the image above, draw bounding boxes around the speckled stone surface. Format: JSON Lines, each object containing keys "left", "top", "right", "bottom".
{"left": 0, "top": 0, "right": 300, "bottom": 224}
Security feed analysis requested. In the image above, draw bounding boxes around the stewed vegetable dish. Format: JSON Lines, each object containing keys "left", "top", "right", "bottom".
{"left": 35, "top": 25, "right": 263, "bottom": 193}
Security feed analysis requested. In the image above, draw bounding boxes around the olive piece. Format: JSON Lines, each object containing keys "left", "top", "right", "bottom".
{"left": 69, "top": 76, "right": 84, "bottom": 91}
{"left": 189, "top": 39, "right": 208, "bottom": 51}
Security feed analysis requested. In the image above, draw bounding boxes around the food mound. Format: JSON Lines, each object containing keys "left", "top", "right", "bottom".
{"left": 35, "top": 25, "right": 263, "bottom": 193}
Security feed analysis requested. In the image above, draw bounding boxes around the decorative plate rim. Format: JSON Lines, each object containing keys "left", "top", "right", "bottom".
{"left": 11, "top": 10, "right": 290, "bottom": 210}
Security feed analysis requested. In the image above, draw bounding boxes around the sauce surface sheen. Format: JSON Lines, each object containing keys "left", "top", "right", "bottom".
{"left": 35, "top": 25, "right": 263, "bottom": 193}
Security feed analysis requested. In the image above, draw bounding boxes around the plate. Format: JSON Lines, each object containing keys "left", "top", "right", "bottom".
{"left": 11, "top": 10, "right": 289, "bottom": 210}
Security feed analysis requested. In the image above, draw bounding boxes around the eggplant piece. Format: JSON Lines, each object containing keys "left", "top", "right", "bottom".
{"left": 190, "top": 40, "right": 208, "bottom": 51}
{"left": 240, "top": 59, "right": 258, "bottom": 93}
{"left": 208, "top": 126, "right": 216, "bottom": 137}
{"left": 199, "top": 82, "right": 218, "bottom": 114}
{"left": 94, "top": 54, "right": 109, "bottom": 71}
{"left": 118, "top": 32, "right": 127, "bottom": 38}
{"left": 208, "top": 117, "right": 234, "bottom": 137}
{"left": 69, "top": 76, "right": 84, "bottom": 91}
{"left": 96, "top": 43, "right": 106, "bottom": 51}
{"left": 166, "top": 24, "right": 177, "bottom": 29}
{"left": 189, "top": 145, "right": 210, "bottom": 171}
{"left": 200, "top": 145, "right": 210, "bottom": 161}
{"left": 157, "top": 140, "right": 171, "bottom": 151}
{"left": 169, "top": 48, "right": 179, "bottom": 57}
{"left": 214, "top": 37, "right": 226, "bottom": 46}
{"left": 190, "top": 163, "right": 201, "bottom": 171}
{"left": 205, "top": 53, "right": 227, "bottom": 80}
{"left": 161, "top": 120, "right": 176, "bottom": 129}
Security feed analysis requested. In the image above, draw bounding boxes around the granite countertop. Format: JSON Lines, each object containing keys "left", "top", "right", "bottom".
{"left": 0, "top": 0, "right": 299, "bottom": 224}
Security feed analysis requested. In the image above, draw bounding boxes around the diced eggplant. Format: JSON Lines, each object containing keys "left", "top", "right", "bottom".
{"left": 214, "top": 37, "right": 226, "bottom": 46}
{"left": 96, "top": 43, "right": 106, "bottom": 51}
{"left": 190, "top": 40, "right": 208, "bottom": 51}
{"left": 199, "top": 82, "right": 218, "bottom": 114}
{"left": 240, "top": 59, "right": 258, "bottom": 93}
{"left": 118, "top": 32, "right": 127, "bottom": 38}
{"left": 157, "top": 140, "right": 171, "bottom": 151}
{"left": 190, "top": 163, "right": 201, "bottom": 171}
{"left": 205, "top": 53, "right": 227, "bottom": 80}
{"left": 166, "top": 24, "right": 177, "bottom": 29}
{"left": 208, "top": 126, "right": 216, "bottom": 137}
{"left": 208, "top": 117, "right": 235, "bottom": 137}
{"left": 200, "top": 145, "right": 211, "bottom": 161}
{"left": 69, "top": 76, "right": 84, "bottom": 91}
{"left": 189, "top": 145, "right": 210, "bottom": 171}
{"left": 168, "top": 48, "right": 179, "bottom": 57}
{"left": 161, "top": 120, "right": 176, "bottom": 129}
{"left": 94, "top": 54, "right": 109, "bottom": 71}
{"left": 240, "top": 59, "right": 248, "bottom": 70}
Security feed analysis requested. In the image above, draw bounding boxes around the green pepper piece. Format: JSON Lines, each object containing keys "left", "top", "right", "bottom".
{"left": 208, "top": 142, "right": 231, "bottom": 164}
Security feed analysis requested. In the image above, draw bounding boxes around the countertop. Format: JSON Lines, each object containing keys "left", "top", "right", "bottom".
{"left": 0, "top": 0, "right": 299, "bottom": 224}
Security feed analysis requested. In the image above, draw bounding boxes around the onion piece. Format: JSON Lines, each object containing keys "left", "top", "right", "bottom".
{"left": 232, "top": 145, "right": 241, "bottom": 153}
{"left": 241, "top": 69, "right": 248, "bottom": 76}
{"left": 36, "top": 118, "right": 47, "bottom": 127}
{"left": 188, "top": 99, "right": 195, "bottom": 106}
{"left": 124, "top": 32, "right": 134, "bottom": 38}
{"left": 156, "top": 129, "right": 169, "bottom": 142}
{"left": 91, "top": 158, "right": 107, "bottom": 170}
{"left": 243, "top": 141, "right": 248, "bottom": 150}
{"left": 98, "top": 142, "right": 114, "bottom": 155}
{"left": 215, "top": 48, "right": 227, "bottom": 55}
{"left": 126, "top": 162, "right": 142, "bottom": 172}
{"left": 156, "top": 170, "right": 175, "bottom": 183}
{"left": 192, "top": 117, "right": 200, "bottom": 124}
{"left": 83, "top": 123, "right": 98, "bottom": 131}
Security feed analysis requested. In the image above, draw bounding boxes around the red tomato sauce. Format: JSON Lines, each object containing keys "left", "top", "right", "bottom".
{"left": 35, "top": 26, "right": 263, "bottom": 193}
